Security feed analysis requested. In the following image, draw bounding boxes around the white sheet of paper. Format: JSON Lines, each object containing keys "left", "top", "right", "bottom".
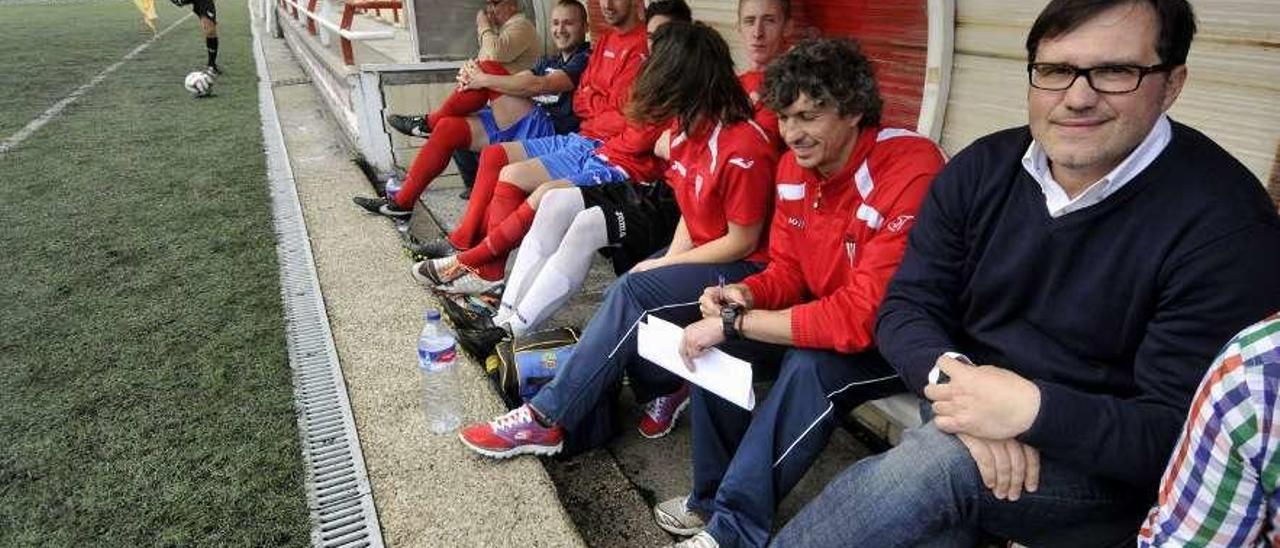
{"left": 636, "top": 315, "right": 755, "bottom": 411}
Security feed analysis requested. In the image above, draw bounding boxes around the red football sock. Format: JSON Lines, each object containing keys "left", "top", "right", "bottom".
{"left": 449, "top": 144, "right": 508, "bottom": 249}
{"left": 456, "top": 185, "right": 534, "bottom": 275}
{"left": 393, "top": 116, "right": 472, "bottom": 210}
{"left": 459, "top": 258, "right": 506, "bottom": 282}
{"left": 427, "top": 61, "right": 508, "bottom": 127}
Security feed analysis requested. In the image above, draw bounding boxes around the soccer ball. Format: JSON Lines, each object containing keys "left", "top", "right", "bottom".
{"left": 183, "top": 71, "right": 214, "bottom": 97}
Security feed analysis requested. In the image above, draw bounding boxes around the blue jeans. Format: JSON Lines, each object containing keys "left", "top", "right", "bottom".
{"left": 691, "top": 348, "right": 904, "bottom": 548}
{"left": 771, "top": 422, "right": 1150, "bottom": 547}
{"left": 529, "top": 260, "right": 765, "bottom": 453}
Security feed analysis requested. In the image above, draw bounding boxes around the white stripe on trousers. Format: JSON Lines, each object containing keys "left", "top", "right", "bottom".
{"left": 773, "top": 373, "right": 901, "bottom": 468}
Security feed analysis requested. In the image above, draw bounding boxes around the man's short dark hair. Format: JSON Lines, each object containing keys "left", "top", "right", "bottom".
{"left": 763, "top": 38, "right": 882, "bottom": 127}
{"left": 645, "top": 0, "right": 692, "bottom": 23}
{"left": 1026, "top": 0, "right": 1197, "bottom": 65}
{"left": 738, "top": 0, "right": 789, "bottom": 21}
{"left": 555, "top": 0, "right": 587, "bottom": 24}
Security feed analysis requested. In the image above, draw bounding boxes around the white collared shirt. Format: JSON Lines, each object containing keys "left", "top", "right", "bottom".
{"left": 1021, "top": 115, "right": 1172, "bottom": 218}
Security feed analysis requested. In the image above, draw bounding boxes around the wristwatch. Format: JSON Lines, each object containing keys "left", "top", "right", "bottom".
{"left": 928, "top": 352, "right": 973, "bottom": 385}
{"left": 721, "top": 304, "right": 744, "bottom": 341}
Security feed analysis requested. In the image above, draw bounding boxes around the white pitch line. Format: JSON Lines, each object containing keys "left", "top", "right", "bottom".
{"left": 0, "top": 13, "right": 195, "bottom": 156}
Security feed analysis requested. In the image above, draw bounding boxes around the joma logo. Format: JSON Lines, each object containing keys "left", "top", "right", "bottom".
{"left": 614, "top": 210, "right": 627, "bottom": 238}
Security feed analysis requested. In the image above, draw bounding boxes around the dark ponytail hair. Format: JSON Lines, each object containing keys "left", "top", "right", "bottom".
{"left": 627, "top": 21, "right": 752, "bottom": 132}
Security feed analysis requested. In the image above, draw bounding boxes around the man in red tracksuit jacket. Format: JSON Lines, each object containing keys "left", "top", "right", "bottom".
{"left": 656, "top": 39, "right": 947, "bottom": 548}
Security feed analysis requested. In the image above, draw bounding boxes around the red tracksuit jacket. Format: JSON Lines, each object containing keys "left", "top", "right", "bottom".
{"left": 572, "top": 23, "right": 647, "bottom": 141}
{"left": 742, "top": 126, "right": 946, "bottom": 353}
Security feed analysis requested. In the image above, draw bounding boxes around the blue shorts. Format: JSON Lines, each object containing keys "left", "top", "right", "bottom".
{"left": 518, "top": 134, "right": 629, "bottom": 187}
{"left": 477, "top": 106, "right": 556, "bottom": 144}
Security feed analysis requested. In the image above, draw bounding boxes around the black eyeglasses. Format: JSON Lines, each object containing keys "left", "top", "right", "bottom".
{"left": 1027, "top": 63, "right": 1172, "bottom": 94}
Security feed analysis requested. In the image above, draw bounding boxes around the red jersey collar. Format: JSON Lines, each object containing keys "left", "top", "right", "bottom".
{"left": 613, "top": 21, "right": 648, "bottom": 45}
{"left": 812, "top": 125, "right": 879, "bottom": 185}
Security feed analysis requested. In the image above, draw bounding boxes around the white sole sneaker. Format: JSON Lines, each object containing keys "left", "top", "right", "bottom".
{"left": 411, "top": 258, "right": 456, "bottom": 287}
{"left": 654, "top": 496, "right": 707, "bottom": 536}
{"left": 438, "top": 271, "right": 503, "bottom": 296}
{"left": 457, "top": 433, "right": 563, "bottom": 459}
{"left": 378, "top": 204, "right": 411, "bottom": 218}
{"left": 639, "top": 395, "right": 690, "bottom": 439}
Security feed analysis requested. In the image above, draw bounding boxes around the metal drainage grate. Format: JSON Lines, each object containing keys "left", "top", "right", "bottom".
{"left": 251, "top": 4, "right": 384, "bottom": 547}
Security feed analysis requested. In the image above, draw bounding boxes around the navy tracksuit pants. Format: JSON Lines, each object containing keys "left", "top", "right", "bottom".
{"left": 690, "top": 345, "right": 905, "bottom": 548}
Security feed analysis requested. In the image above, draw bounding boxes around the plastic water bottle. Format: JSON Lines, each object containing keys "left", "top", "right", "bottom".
{"left": 384, "top": 177, "right": 402, "bottom": 201}
{"left": 417, "top": 309, "right": 461, "bottom": 434}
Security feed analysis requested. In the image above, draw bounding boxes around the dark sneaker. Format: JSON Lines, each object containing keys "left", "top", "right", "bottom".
{"left": 439, "top": 295, "right": 495, "bottom": 332}
{"left": 386, "top": 114, "right": 430, "bottom": 138}
{"left": 204, "top": 64, "right": 222, "bottom": 77}
{"left": 455, "top": 325, "right": 510, "bottom": 361}
{"left": 406, "top": 237, "right": 459, "bottom": 259}
{"left": 458, "top": 404, "right": 564, "bottom": 458}
{"left": 352, "top": 196, "right": 411, "bottom": 219}
{"left": 638, "top": 384, "right": 691, "bottom": 438}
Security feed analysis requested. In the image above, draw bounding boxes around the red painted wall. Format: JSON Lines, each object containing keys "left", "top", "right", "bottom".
{"left": 583, "top": 0, "right": 928, "bottom": 130}
{"left": 791, "top": 0, "right": 928, "bottom": 130}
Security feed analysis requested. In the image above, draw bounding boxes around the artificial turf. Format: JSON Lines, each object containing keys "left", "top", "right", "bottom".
{"left": 0, "top": 0, "right": 311, "bottom": 545}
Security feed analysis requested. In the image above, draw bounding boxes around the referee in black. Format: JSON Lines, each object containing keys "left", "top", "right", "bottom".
{"left": 172, "top": 0, "right": 220, "bottom": 75}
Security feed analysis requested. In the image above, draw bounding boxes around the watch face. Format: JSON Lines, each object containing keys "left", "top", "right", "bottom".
{"left": 721, "top": 304, "right": 742, "bottom": 339}
{"left": 928, "top": 365, "right": 951, "bottom": 385}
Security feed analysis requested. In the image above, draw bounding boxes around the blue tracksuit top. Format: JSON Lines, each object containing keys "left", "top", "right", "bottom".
{"left": 876, "top": 121, "right": 1280, "bottom": 487}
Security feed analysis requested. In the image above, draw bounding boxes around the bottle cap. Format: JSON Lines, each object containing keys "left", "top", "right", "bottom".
{"left": 425, "top": 308, "right": 442, "bottom": 321}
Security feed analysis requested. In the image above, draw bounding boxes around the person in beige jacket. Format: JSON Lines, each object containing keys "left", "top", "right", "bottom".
{"left": 382, "top": 0, "right": 542, "bottom": 142}
{"left": 476, "top": 0, "right": 541, "bottom": 74}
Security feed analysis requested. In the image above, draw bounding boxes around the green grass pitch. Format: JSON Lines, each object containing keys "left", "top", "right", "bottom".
{"left": 0, "top": 0, "right": 311, "bottom": 545}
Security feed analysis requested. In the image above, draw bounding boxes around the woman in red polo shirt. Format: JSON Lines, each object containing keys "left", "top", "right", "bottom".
{"left": 478, "top": 0, "right": 789, "bottom": 340}
{"left": 455, "top": 20, "right": 782, "bottom": 457}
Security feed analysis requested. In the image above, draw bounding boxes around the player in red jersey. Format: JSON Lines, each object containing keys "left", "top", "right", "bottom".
{"left": 410, "top": 0, "right": 693, "bottom": 294}
{"left": 455, "top": 21, "right": 780, "bottom": 460}
{"left": 483, "top": 0, "right": 791, "bottom": 339}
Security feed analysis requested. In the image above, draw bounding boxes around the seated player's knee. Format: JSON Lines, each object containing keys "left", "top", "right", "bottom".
{"left": 499, "top": 159, "right": 542, "bottom": 186}
{"left": 498, "top": 141, "right": 527, "bottom": 163}
{"left": 780, "top": 349, "right": 824, "bottom": 373}
{"left": 528, "top": 180, "right": 571, "bottom": 205}
{"left": 479, "top": 143, "right": 508, "bottom": 165}
{"left": 560, "top": 208, "right": 603, "bottom": 250}
{"left": 538, "top": 188, "right": 580, "bottom": 217}
{"left": 433, "top": 116, "right": 469, "bottom": 136}
{"left": 497, "top": 163, "right": 524, "bottom": 183}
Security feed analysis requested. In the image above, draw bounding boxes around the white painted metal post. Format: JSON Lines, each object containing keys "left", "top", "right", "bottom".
{"left": 354, "top": 70, "right": 395, "bottom": 173}
{"left": 917, "top": 0, "right": 955, "bottom": 142}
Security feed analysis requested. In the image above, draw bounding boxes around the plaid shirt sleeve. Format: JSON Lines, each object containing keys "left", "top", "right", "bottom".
{"left": 1138, "top": 313, "right": 1280, "bottom": 547}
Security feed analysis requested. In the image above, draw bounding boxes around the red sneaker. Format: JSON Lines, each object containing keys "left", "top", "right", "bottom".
{"left": 638, "top": 384, "right": 691, "bottom": 439}
{"left": 458, "top": 404, "right": 564, "bottom": 458}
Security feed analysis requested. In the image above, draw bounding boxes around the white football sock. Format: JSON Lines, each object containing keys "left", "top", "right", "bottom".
{"left": 502, "top": 188, "right": 585, "bottom": 314}
{"left": 509, "top": 207, "right": 608, "bottom": 336}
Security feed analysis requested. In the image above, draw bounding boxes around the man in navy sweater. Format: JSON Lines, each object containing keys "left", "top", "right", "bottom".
{"left": 772, "top": 0, "right": 1280, "bottom": 546}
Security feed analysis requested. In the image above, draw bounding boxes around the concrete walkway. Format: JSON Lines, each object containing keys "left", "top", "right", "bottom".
{"left": 259, "top": 21, "right": 583, "bottom": 548}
